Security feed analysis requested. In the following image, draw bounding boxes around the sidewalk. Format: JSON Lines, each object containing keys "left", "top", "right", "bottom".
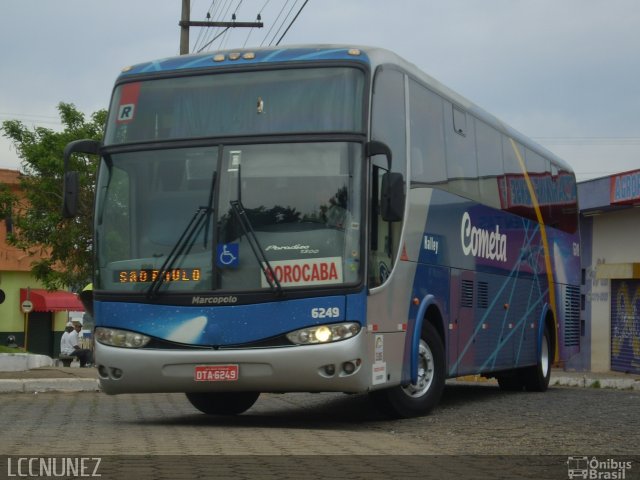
{"left": 0, "top": 366, "right": 638, "bottom": 394}
{"left": 451, "top": 368, "right": 640, "bottom": 390}
{"left": 0, "top": 365, "right": 99, "bottom": 394}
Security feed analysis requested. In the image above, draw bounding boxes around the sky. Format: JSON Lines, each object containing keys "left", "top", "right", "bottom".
{"left": 1, "top": 0, "right": 639, "bottom": 182}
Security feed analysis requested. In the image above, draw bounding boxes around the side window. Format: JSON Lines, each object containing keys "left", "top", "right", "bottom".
{"left": 372, "top": 68, "right": 407, "bottom": 179}
{"left": 370, "top": 67, "right": 406, "bottom": 287}
{"left": 408, "top": 79, "right": 447, "bottom": 185}
{"left": 475, "top": 119, "right": 503, "bottom": 209}
{"left": 98, "top": 166, "right": 131, "bottom": 264}
{"left": 502, "top": 136, "right": 528, "bottom": 219}
{"left": 445, "top": 102, "right": 478, "bottom": 200}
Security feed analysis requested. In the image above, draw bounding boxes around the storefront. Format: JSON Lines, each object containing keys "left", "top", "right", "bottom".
{"left": 571, "top": 169, "right": 640, "bottom": 373}
{"left": 18, "top": 288, "right": 84, "bottom": 357}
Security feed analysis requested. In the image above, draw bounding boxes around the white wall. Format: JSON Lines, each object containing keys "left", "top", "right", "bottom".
{"left": 590, "top": 208, "right": 640, "bottom": 371}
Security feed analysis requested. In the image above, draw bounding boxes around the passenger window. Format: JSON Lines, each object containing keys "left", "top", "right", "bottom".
{"left": 408, "top": 79, "right": 447, "bottom": 185}
{"left": 445, "top": 102, "right": 478, "bottom": 200}
{"left": 475, "top": 119, "right": 503, "bottom": 209}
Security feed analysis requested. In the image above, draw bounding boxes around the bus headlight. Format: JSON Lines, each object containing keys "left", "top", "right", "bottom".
{"left": 286, "top": 323, "right": 361, "bottom": 345}
{"left": 95, "top": 327, "right": 151, "bottom": 348}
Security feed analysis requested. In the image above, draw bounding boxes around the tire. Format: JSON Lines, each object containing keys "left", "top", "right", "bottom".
{"left": 523, "top": 325, "right": 552, "bottom": 392}
{"left": 185, "top": 391, "right": 260, "bottom": 415}
{"left": 370, "top": 322, "right": 445, "bottom": 418}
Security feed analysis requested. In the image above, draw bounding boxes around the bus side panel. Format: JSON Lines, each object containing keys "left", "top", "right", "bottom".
{"left": 366, "top": 186, "right": 434, "bottom": 389}
{"left": 366, "top": 260, "right": 419, "bottom": 390}
{"left": 547, "top": 227, "right": 582, "bottom": 361}
{"left": 413, "top": 188, "right": 553, "bottom": 377}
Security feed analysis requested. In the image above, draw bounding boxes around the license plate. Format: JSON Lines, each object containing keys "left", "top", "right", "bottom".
{"left": 194, "top": 365, "right": 239, "bottom": 382}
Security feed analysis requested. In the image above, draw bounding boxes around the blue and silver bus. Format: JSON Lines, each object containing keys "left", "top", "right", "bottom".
{"left": 63, "top": 45, "right": 580, "bottom": 417}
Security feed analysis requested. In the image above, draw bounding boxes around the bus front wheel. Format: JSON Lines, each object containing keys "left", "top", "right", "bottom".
{"left": 370, "top": 322, "right": 445, "bottom": 418}
{"left": 185, "top": 391, "right": 260, "bottom": 415}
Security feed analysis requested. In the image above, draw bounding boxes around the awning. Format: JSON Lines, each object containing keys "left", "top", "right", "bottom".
{"left": 596, "top": 263, "right": 640, "bottom": 280}
{"left": 19, "top": 288, "right": 84, "bottom": 312}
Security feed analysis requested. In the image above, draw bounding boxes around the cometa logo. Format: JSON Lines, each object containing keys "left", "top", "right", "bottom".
{"left": 460, "top": 212, "right": 507, "bottom": 263}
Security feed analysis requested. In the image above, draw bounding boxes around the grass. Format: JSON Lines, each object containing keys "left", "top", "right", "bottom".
{"left": 590, "top": 380, "right": 601, "bottom": 389}
{"left": 0, "top": 346, "right": 27, "bottom": 354}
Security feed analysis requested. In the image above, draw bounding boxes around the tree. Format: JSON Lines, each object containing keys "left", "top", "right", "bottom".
{"left": 0, "top": 102, "right": 107, "bottom": 290}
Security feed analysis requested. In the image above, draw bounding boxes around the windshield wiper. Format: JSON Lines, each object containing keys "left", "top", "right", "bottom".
{"left": 147, "top": 171, "right": 217, "bottom": 299}
{"left": 229, "top": 199, "right": 283, "bottom": 296}
{"left": 146, "top": 205, "right": 212, "bottom": 298}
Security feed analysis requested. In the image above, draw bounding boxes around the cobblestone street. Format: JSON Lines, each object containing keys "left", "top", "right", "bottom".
{"left": 1, "top": 384, "right": 638, "bottom": 479}
{"left": 1, "top": 384, "right": 637, "bottom": 456}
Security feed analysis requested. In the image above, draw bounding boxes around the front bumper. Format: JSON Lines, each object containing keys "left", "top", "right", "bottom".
{"left": 95, "top": 332, "right": 370, "bottom": 394}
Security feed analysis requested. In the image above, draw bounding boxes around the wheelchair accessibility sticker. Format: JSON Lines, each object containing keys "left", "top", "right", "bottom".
{"left": 217, "top": 244, "right": 239, "bottom": 268}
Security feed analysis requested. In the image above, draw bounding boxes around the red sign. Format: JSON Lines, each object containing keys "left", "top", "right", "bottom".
{"left": 610, "top": 169, "right": 640, "bottom": 205}
{"left": 116, "top": 82, "right": 141, "bottom": 123}
{"left": 194, "top": 365, "right": 239, "bottom": 382}
{"left": 261, "top": 257, "right": 343, "bottom": 287}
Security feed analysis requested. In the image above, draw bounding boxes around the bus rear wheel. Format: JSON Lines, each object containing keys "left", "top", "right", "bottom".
{"left": 523, "top": 326, "right": 552, "bottom": 392}
{"left": 185, "top": 391, "right": 260, "bottom": 415}
{"left": 370, "top": 322, "right": 445, "bottom": 418}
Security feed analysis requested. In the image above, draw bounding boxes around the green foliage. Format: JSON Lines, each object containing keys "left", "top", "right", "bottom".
{"left": 0, "top": 102, "right": 107, "bottom": 290}
{"left": 0, "top": 346, "right": 27, "bottom": 354}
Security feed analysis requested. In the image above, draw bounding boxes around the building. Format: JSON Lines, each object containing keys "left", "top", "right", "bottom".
{"left": 0, "top": 168, "right": 84, "bottom": 357}
{"left": 569, "top": 168, "right": 640, "bottom": 374}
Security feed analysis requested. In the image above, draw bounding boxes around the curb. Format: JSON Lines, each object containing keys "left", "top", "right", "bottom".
{"left": 449, "top": 373, "right": 640, "bottom": 391}
{"left": 0, "top": 378, "right": 100, "bottom": 394}
{"left": 551, "top": 375, "right": 640, "bottom": 390}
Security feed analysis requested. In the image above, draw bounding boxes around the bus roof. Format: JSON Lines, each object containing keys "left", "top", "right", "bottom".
{"left": 118, "top": 44, "right": 573, "bottom": 173}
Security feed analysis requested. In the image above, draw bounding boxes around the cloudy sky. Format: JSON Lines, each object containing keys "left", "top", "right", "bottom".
{"left": 1, "top": 0, "right": 639, "bottom": 181}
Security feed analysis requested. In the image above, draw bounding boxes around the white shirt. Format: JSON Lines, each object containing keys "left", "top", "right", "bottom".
{"left": 60, "top": 330, "right": 78, "bottom": 355}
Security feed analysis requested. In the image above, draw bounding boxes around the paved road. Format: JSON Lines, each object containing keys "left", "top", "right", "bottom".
{"left": 1, "top": 384, "right": 638, "bottom": 479}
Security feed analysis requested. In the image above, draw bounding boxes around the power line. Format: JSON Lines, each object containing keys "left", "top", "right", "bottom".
{"left": 268, "top": 0, "right": 298, "bottom": 46}
{"left": 243, "top": 0, "right": 270, "bottom": 47}
{"left": 260, "top": 0, "right": 290, "bottom": 47}
{"left": 193, "top": 0, "right": 215, "bottom": 52}
{"left": 196, "top": 27, "right": 231, "bottom": 52}
{"left": 198, "top": 0, "right": 230, "bottom": 51}
{"left": 275, "top": 0, "right": 308, "bottom": 46}
{"left": 180, "top": 0, "right": 262, "bottom": 54}
{"left": 220, "top": 0, "right": 244, "bottom": 50}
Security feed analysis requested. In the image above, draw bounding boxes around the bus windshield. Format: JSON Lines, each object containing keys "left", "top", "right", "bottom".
{"left": 95, "top": 142, "right": 363, "bottom": 293}
{"left": 104, "top": 67, "right": 365, "bottom": 144}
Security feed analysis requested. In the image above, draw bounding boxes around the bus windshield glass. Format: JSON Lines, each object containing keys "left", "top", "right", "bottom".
{"left": 95, "top": 142, "right": 363, "bottom": 293}
{"left": 104, "top": 67, "right": 365, "bottom": 144}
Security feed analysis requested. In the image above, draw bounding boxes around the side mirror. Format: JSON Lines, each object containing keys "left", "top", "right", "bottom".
{"left": 61, "top": 139, "right": 101, "bottom": 219}
{"left": 62, "top": 171, "right": 79, "bottom": 218}
{"left": 381, "top": 172, "right": 404, "bottom": 222}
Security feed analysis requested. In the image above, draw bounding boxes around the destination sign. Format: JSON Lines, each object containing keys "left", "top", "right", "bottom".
{"left": 116, "top": 268, "right": 201, "bottom": 284}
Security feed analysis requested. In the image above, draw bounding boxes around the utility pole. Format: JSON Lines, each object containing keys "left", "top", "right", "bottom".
{"left": 179, "top": 0, "right": 264, "bottom": 55}
{"left": 180, "top": 0, "right": 190, "bottom": 55}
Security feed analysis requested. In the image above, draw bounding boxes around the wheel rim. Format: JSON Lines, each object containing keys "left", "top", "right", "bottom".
{"left": 541, "top": 333, "right": 550, "bottom": 377}
{"left": 402, "top": 340, "right": 434, "bottom": 398}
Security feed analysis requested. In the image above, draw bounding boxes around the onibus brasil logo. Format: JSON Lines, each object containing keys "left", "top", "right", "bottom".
{"left": 567, "top": 456, "right": 632, "bottom": 479}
